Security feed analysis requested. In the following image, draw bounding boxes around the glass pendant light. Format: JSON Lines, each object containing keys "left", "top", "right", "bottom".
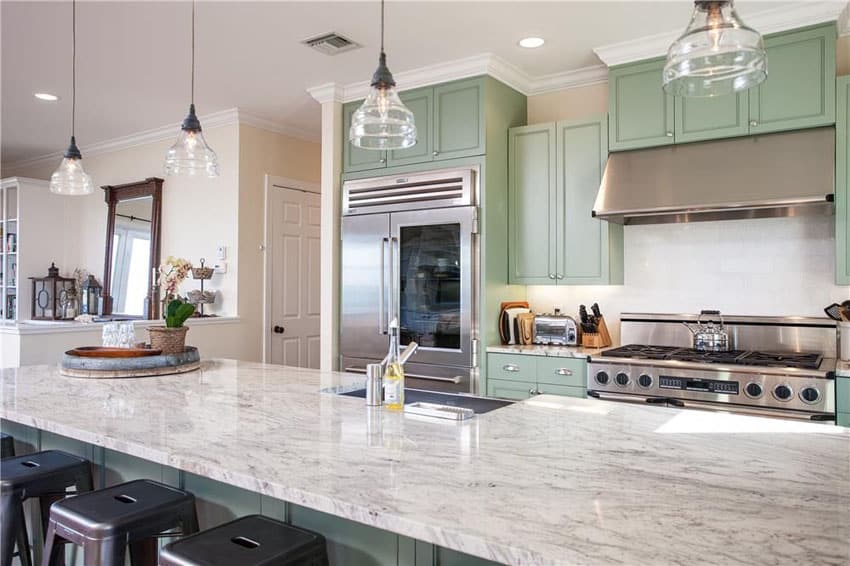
{"left": 164, "top": 0, "right": 219, "bottom": 177}
{"left": 50, "top": 0, "right": 94, "bottom": 196}
{"left": 349, "top": 0, "right": 417, "bottom": 150}
{"left": 663, "top": 0, "right": 767, "bottom": 97}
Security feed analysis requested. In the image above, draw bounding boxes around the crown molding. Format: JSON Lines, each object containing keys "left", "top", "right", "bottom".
{"left": 1, "top": 108, "right": 319, "bottom": 173}
{"left": 525, "top": 65, "right": 609, "bottom": 95}
{"left": 595, "top": 1, "right": 846, "bottom": 67}
{"left": 307, "top": 83, "right": 345, "bottom": 104}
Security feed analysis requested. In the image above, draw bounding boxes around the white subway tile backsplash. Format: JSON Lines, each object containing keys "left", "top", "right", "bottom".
{"left": 526, "top": 216, "right": 848, "bottom": 345}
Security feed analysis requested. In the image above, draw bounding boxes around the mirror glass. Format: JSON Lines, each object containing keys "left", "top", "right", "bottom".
{"left": 110, "top": 196, "right": 153, "bottom": 316}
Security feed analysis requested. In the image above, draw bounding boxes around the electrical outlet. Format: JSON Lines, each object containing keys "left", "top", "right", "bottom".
{"left": 213, "top": 262, "right": 227, "bottom": 274}
{"left": 216, "top": 245, "right": 227, "bottom": 260}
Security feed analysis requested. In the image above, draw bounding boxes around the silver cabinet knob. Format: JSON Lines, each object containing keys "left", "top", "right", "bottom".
{"left": 556, "top": 274, "right": 564, "bottom": 280}
{"left": 529, "top": 388, "right": 537, "bottom": 395}
{"left": 555, "top": 368, "right": 573, "bottom": 376}
{"left": 379, "top": 158, "right": 387, "bottom": 163}
{"left": 432, "top": 151, "right": 439, "bottom": 156}
{"left": 548, "top": 273, "right": 556, "bottom": 279}
{"left": 666, "top": 132, "right": 674, "bottom": 137}
{"left": 503, "top": 364, "right": 520, "bottom": 372}
{"left": 749, "top": 120, "right": 758, "bottom": 127}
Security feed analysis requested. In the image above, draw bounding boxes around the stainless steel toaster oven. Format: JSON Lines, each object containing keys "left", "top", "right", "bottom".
{"left": 533, "top": 314, "right": 578, "bottom": 346}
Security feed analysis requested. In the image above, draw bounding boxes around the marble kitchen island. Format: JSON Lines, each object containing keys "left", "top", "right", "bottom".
{"left": 2, "top": 360, "right": 849, "bottom": 566}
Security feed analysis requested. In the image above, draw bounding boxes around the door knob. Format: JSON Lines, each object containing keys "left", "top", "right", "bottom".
{"left": 273, "top": 326, "right": 285, "bottom": 334}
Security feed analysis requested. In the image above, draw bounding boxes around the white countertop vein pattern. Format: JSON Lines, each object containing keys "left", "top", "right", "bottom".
{"left": 2, "top": 360, "right": 849, "bottom": 565}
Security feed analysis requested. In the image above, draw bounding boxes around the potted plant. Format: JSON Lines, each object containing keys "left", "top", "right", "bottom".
{"left": 148, "top": 298, "right": 196, "bottom": 355}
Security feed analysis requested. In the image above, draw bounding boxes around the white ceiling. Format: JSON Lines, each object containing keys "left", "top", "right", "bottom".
{"left": 0, "top": 1, "right": 811, "bottom": 165}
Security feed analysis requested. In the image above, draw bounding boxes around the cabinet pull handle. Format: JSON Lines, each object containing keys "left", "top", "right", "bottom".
{"left": 555, "top": 368, "right": 573, "bottom": 376}
{"left": 379, "top": 157, "right": 387, "bottom": 163}
{"left": 548, "top": 273, "right": 556, "bottom": 279}
{"left": 503, "top": 364, "right": 520, "bottom": 372}
{"left": 556, "top": 274, "right": 564, "bottom": 280}
{"left": 432, "top": 151, "right": 439, "bottom": 157}
{"left": 665, "top": 132, "right": 674, "bottom": 137}
{"left": 529, "top": 387, "right": 537, "bottom": 395}
{"left": 749, "top": 120, "right": 758, "bottom": 127}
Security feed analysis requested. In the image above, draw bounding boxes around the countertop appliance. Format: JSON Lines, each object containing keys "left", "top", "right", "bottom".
{"left": 533, "top": 313, "right": 577, "bottom": 345}
{"left": 340, "top": 167, "right": 479, "bottom": 394}
{"left": 588, "top": 313, "right": 837, "bottom": 423}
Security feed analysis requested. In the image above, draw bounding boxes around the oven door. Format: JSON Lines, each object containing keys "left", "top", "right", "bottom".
{"left": 667, "top": 398, "right": 836, "bottom": 423}
{"left": 389, "top": 206, "right": 477, "bottom": 369}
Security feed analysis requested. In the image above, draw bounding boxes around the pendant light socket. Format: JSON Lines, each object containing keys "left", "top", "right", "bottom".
{"left": 181, "top": 103, "right": 202, "bottom": 132}
{"left": 371, "top": 52, "right": 396, "bottom": 88}
{"left": 63, "top": 135, "right": 82, "bottom": 159}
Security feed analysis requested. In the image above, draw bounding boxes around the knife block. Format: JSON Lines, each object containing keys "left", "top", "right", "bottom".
{"left": 581, "top": 316, "right": 612, "bottom": 348}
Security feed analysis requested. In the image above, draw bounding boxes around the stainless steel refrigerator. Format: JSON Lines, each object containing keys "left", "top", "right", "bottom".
{"left": 340, "top": 167, "right": 480, "bottom": 393}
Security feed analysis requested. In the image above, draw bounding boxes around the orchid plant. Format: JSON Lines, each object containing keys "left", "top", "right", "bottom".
{"left": 159, "top": 256, "right": 192, "bottom": 299}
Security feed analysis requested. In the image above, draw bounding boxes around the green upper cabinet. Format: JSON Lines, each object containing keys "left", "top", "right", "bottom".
{"left": 608, "top": 23, "right": 836, "bottom": 151}
{"left": 508, "top": 124, "right": 557, "bottom": 285}
{"left": 342, "top": 101, "right": 387, "bottom": 172}
{"left": 836, "top": 75, "right": 850, "bottom": 285}
{"left": 557, "top": 117, "right": 623, "bottom": 284}
{"left": 509, "top": 116, "right": 623, "bottom": 286}
{"left": 433, "top": 78, "right": 486, "bottom": 160}
{"left": 749, "top": 24, "right": 836, "bottom": 135}
{"left": 608, "top": 58, "right": 675, "bottom": 151}
{"left": 342, "top": 77, "right": 488, "bottom": 174}
{"left": 674, "top": 91, "right": 750, "bottom": 143}
{"left": 387, "top": 87, "right": 433, "bottom": 167}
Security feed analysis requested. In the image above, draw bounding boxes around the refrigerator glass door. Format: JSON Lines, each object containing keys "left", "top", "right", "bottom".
{"left": 390, "top": 206, "right": 476, "bottom": 368}
{"left": 340, "top": 213, "right": 391, "bottom": 360}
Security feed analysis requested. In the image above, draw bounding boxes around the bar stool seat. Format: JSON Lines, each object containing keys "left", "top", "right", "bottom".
{"left": 42, "top": 478, "right": 198, "bottom": 566}
{"left": 0, "top": 433, "right": 14, "bottom": 459}
{"left": 159, "top": 515, "right": 329, "bottom": 566}
{"left": 1, "top": 450, "right": 93, "bottom": 566}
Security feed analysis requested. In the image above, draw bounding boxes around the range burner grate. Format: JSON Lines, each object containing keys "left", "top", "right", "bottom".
{"left": 601, "top": 344, "right": 824, "bottom": 370}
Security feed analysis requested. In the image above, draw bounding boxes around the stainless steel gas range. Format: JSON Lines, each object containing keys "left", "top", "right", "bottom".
{"left": 588, "top": 313, "right": 837, "bottom": 423}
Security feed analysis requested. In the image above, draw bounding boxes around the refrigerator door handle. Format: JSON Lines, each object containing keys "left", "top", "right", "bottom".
{"left": 379, "top": 237, "right": 389, "bottom": 335}
{"left": 390, "top": 236, "right": 400, "bottom": 325}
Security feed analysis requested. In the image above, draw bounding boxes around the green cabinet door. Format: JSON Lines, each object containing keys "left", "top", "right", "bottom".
{"left": 433, "top": 78, "right": 485, "bottom": 160}
{"left": 836, "top": 377, "right": 850, "bottom": 415}
{"left": 836, "top": 76, "right": 850, "bottom": 285}
{"left": 387, "top": 87, "right": 433, "bottom": 167}
{"left": 342, "top": 101, "right": 387, "bottom": 173}
{"left": 608, "top": 58, "right": 675, "bottom": 151}
{"left": 508, "top": 124, "right": 557, "bottom": 284}
{"left": 748, "top": 24, "right": 836, "bottom": 135}
{"left": 535, "top": 383, "right": 586, "bottom": 398}
{"left": 557, "top": 116, "right": 623, "bottom": 284}
{"left": 487, "top": 353, "right": 538, "bottom": 383}
{"left": 674, "top": 91, "right": 750, "bottom": 143}
{"left": 535, "top": 357, "right": 587, "bottom": 388}
{"left": 487, "top": 378, "right": 534, "bottom": 400}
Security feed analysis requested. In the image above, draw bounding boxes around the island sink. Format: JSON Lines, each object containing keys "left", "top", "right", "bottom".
{"left": 339, "top": 388, "right": 513, "bottom": 414}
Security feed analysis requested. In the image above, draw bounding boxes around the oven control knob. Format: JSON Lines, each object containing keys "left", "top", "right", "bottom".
{"left": 595, "top": 371, "right": 610, "bottom": 385}
{"left": 745, "top": 382, "right": 763, "bottom": 398}
{"left": 773, "top": 384, "right": 793, "bottom": 401}
{"left": 615, "top": 372, "right": 630, "bottom": 387}
{"left": 637, "top": 374, "right": 653, "bottom": 388}
{"left": 800, "top": 387, "right": 820, "bottom": 404}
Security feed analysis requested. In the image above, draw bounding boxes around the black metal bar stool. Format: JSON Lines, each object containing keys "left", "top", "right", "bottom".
{"left": 1, "top": 450, "right": 93, "bottom": 566}
{"left": 0, "top": 433, "right": 14, "bottom": 459}
{"left": 160, "top": 514, "right": 329, "bottom": 566}
{"left": 41, "top": 478, "right": 198, "bottom": 566}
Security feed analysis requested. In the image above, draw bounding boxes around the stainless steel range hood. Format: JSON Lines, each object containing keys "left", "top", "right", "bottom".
{"left": 593, "top": 127, "right": 835, "bottom": 225}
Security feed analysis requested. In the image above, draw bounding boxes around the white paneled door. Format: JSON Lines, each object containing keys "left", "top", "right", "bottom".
{"left": 269, "top": 186, "right": 321, "bottom": 368}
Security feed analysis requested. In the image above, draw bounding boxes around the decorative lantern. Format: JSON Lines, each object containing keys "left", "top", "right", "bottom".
{"left": 80, "top": 274, "right": 102, "bottom": 315}
{"left": 29, "top": 263, "right": 77, "bottom": 320}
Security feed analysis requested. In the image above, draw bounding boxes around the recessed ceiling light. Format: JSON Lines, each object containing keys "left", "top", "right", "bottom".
{"left": 518, "top": 37, "right": 545, "bottom": 49}
{"left": 34, "top": 92, "right": 60, "bottom": 101}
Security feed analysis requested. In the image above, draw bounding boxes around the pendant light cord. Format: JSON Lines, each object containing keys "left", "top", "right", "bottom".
{"left": 191, "top": 0, "right": 195, "bottom": 105}
{"left": 380, "top": 0, "right": 384, "bottom": 54}
{"left": 71, "top": 0, "right": 76, "bottom": 137}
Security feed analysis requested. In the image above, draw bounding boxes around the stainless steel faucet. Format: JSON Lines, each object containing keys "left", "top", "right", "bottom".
{"left": 365, "top": 341, "right": 419, "bottom": 406}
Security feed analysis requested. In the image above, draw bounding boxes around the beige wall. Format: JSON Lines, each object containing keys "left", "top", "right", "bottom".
{"left": 527, "top": 82, "right": 608, "bottom": 125}
{"left": 838, "top": 35, "right": 849, "bottom": 76}
{"left": 236, "top": 124, "right": 321, "bottom": 361}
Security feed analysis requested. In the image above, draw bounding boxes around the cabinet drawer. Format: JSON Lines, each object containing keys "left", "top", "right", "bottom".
{"left": 838, "top": 413, "right": 850, "bottom": 428}
{"left": 836, "top": 378, "right": 850, "bottom": 413}
{"left": 487, "top": 353, "right": 537, "bottom": 383}
{"left": 487, "top": 379, "right": 534, "bottom": 400}
{"left": 535, "top": 357, "right": 587, "bottom": 387}
{"left": 535, "top": 383, "right": 586, "bottom": 398}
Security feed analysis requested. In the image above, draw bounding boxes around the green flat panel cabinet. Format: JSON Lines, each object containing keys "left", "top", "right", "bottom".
{"left": 508, "top": 124, "right": 557, "bottom": 284}
{"left": 838, "top": 413, "right": 850, "bottom": 427}
{"left": 486, "top": 353, "right": 588, "bottom": 399}
{"left": 433, "top": 78, "right": 485, "bottom": 160}
{"left": 608, "top": 58, "right": 675, "bottom": 151}
{"left": 387, "top": 88, "right": 433, "bottom": 167}
{"left": 535, "top": 383, "right": 586, "bottom": 398}
{"left": 557, "top": 116, "right": 623, "bottom": 284}
{"left": 836, "top": 377, "right": 850, "bottom": 415}
{"left": 674, "top": 91, "right": 750, "bottom": 143}
{"left": 535, "top": 357, "right": 587, "bottom": 388}
{"left": 342, "top": 101, "right": 387, "bottom": 172}
{"left": 488, "top": 353, "right": 538, "bottom": 383}
{"left": 488, "top": 378, "right": 535, "bottom": 400}
{"left": 749, "top": 24, "right": 836, "bottom": 135}
{"left": 836, "top": 76, "right": 850, "bottom": 284}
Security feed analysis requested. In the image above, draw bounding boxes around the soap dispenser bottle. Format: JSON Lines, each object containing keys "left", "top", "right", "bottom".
{"left": 383, "top": 318, "right": 404, "bottom": 411}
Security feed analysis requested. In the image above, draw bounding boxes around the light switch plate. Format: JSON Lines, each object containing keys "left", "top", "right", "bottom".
{"left": 213, "top": 262, "right": 227, "bottom": 274}
{"left": 216, "top": 246, "right": 227, "bottom": 260}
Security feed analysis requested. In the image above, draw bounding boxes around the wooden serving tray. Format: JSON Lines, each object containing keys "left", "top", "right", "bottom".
{"left": 66, "top": 346, "right": 163, "bottom": 358}
{"left": 60, "top": 347, "right": 200, "bottom": 379}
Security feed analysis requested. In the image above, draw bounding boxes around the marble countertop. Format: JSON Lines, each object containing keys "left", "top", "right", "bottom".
{"left": 0, "top": 316, "right": 241, "bottom": 335}
{"left": 486, "top": 344, "right": 610, "bottom": 358}
{"left": 2, "top": 361, "right": 849, "bottom": 565}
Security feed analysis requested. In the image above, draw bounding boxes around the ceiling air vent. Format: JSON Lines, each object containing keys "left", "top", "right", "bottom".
{"left": 302, "top": 32, "right": 360, "bottom": 56}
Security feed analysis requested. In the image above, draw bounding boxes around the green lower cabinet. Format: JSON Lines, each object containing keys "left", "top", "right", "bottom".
{"left": 535, "top": 383, "right": 586, "bottom": 398}
{"left": 836, "top": 76, "right": 850, "bottom": 284}
{"left": 487, "top": 353, "right": 537, "bottom": 383}
{"left": 536, "top": 357, "right": 587, "bottom": 388}
{"left": 674, "top": 91, "right": 749, "bottom": 143}
{"left": 836, "top": 377, "right": 850, "bottom": 415}
{"left": 838, "top": 413, "right": 850, "bottom": 427}
{"left": 486, "top": 353, "right": 588, "bottom": 399}
{"left": 488, "top": 378, "right": 535, "bottom": 400}
{"left": 748, "top": 24, "right": 836, "bottom": 135}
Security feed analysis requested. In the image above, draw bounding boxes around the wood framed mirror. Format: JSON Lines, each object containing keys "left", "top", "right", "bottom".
{"left": 102, "top": 177, "right": 163, "bottom": 319}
